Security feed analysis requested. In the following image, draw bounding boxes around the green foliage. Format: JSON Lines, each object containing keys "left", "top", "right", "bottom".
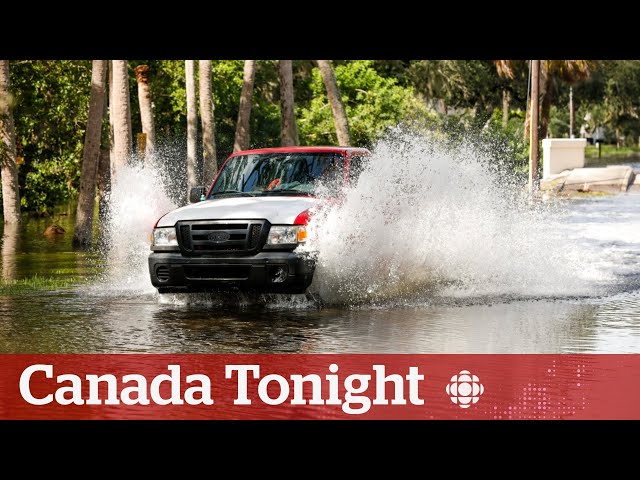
{"left": 427, "top": 104, "right": 529, "bottom": 178}
{"left": 10, "top": 60, "right": 92, "bottom": 214}
{"left": 401, "top": 60, "right": 527, "bottom": 114}
{"left": 484, "top": 108, "right": 530, "bottom": 175}
{"left": 141, "top": 60, "right": 187, "bottom": 137}
{"left": 142, "top": 60, "right": 281, "bottom": 160}
{"left": 211, "top": 60, "right": 244, "bottom": 155}
{"left": 10, "top": 59, "right": 640, "bottom": 216}
{"left": 247, "top": 61, "right": 281, "bottom": 150}
{"left": 551, "top": 60, "right": 640, "bottom": 147}
{"left": 298, "top": 60, "right": 427, "bottom": 147}
{"left": 601, "top": 60, "right": 640, "bottom": 146}
{"left": 548, "top": 105, "right": 570, "bottom": 138}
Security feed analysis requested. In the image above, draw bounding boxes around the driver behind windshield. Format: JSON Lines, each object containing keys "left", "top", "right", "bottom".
{"left": 209, "top": 153, "right": 344, "bottom": 197}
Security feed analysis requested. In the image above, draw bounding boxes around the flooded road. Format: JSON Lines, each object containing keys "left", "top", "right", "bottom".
{"left": 2, "top": 139, "right": 640, "bottom": 355}
{"left": 0, "top": 286, "right": 626, "bottom": 353}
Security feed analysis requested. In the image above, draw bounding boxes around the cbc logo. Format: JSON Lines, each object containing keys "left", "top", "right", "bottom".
{"left": 446, "top": 370, "right": 484, "bottom": 409}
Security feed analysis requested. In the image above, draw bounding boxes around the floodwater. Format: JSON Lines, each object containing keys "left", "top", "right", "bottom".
{"left": 1, "top": 135, "right": 640, "bottom": 355}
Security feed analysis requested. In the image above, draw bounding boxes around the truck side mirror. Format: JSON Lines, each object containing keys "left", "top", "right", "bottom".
{"left": 189, "top": 186, "right": 206, "bottom": 203}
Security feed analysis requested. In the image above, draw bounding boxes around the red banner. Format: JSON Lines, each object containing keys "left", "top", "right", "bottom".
{"left": 0, "top": 354, "right": 638, "bottom": 420}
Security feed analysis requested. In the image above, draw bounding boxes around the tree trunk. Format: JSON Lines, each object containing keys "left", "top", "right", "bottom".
{"left": 199, "top": 60, "right": 217, "bottom": 186}
{"left": 524, "top": 96, "right": 530, "bottom": 141}
{"left": 315, "top": 60, "right": 351, "bottom": 146}
{"left": 108, "top": 63, "right": 115, "bottom": 175}
{"left": 569, "top": 86, "right": 575, "bottom": 138}
{"left": 96, "top": 148, "right": 111, "bottom": 224}
{"left": 523, "top": 61, "right": 536, "bottom": 141}
{"left": 110, "top": 60, "right": 133, "bottom": 176}
{"left": 435, "top": 98, "right": 447, "bottom": 116}
{"left": 0, "top": 60, "right": 21, "bottom": 224}
{"left": 523, "top": 63, "right": 549, "bottom": 141}
{"left": 185, "top": 60, "right": 198, "bottom": 190}
{"left": 233, "top": 60, "right": 256, "bottom": 152}
{"left": 134, "top": 64, "right": 155, "bottom": 161}
{"left": 538, "top": 61, "right": 553, "bottom": 140}
{"left": 279, "top": 60, "right": 299, "bottom": 146}
{"left": 502, "top": 89, "right": 510, "bottom": 129}
{"left": 1, "top": 222, "right": 19, "bottom": 281}
{"left": 73, "top": 60, "right": 107, "bottom": 248}
{"left": 529, "top": 60, "right": 540, "bottom": 195}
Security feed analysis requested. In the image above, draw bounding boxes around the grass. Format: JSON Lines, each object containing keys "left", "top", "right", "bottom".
{"left": 585, "top": 144, "right": 640, "bottom": 159}
{"left": 0, "top": 272, "right": 88, "bottom": 295}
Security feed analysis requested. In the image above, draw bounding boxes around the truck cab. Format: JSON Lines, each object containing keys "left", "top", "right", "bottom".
{"left": 148, "top": 146, "right": 370, "bottom": 294}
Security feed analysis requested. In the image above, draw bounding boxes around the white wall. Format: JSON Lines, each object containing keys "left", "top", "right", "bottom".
{"left": 542, "top": 138, "right": 587, "bottom": 178}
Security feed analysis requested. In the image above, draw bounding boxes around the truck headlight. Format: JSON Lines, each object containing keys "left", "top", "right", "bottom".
{"left": 152, "top": 227, "right": 178, "bottom": 247}
{"left": 265, "top": 225, "right": 306, "bottom": 248}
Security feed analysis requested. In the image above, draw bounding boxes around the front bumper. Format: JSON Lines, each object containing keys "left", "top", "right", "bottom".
{"left": 148, "top": 250, "right": 316, "bottom": 294}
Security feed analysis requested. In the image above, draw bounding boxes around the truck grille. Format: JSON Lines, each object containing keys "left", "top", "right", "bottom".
{"left": 184, "top": 265, "right": 251, "bottom": 280}
{"left": 176, "top": 220, "right": 268, "bottom": 255}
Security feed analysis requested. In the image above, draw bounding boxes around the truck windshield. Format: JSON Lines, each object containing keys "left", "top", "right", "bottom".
{"left": 209, "top": 152, "right": 345, "bottom": 197}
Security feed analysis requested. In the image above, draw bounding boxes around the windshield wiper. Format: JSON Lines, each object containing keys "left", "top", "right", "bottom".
{"left": 209, "top": 190, "right": 254, "bottom": 197}
{"left": 260, "top": 189, "right": 311, "bottom": 196}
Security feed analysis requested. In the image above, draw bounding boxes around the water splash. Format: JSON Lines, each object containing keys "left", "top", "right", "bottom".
{"left": 92, "top": 129, "right": 614, "bottom": 307}
{"left": 95, "top": 146, "right": 183, "bottom": 296}
{"left": 305, "top": 129, "right": 606, "bottom": 305}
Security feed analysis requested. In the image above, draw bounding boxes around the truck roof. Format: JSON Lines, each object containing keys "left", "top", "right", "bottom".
{"left": 228, "top": 146, "right": 370, "bottom": 157}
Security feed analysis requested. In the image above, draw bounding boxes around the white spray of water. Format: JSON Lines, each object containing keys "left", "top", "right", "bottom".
{"left": 98, "top": 161, "right": 178, "bottom": 295}
{"left": 92, "top": 129, "right": 613, "bottom": 306}
{"left": 305, "top": 129, "right": 606, "bottom": 305}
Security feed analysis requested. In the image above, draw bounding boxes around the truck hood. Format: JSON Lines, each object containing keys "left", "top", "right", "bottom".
{"left": 156, "top": 195, "right": 321, "bottom": 227}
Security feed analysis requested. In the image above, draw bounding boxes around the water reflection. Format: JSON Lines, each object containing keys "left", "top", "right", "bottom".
{"left": 0, "top": 288, "right": 621, "bottom": 354}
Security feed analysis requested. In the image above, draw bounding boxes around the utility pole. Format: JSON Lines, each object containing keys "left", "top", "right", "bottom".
{"left": 529, "top": 60, "right": 540, "bottom": 196}
{"left": 569, "top": 86, "right": 574, "bottom": 138}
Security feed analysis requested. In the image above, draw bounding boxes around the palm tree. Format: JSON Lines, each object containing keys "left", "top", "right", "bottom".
{"left": 494, "top": 60, "right": 515, "bottom": 129}
{"left": 199, "top": 60, "right": 217, "bottom": 186}
{"left": 110, "top": 60, "right": 133, "bottom": 175}
{"left": 0, "top": 60, "right": 20, "bottom": 224}
{"left": 134, "top": 64, "right": 155, "bottom": 162}
{"left": 234, "top": 60, "right": 256, "bottom": 152}
{"left": 494, "top": 60, "right": 515, "bottom": 80}
{"left": 315, "top": 60, "right": 351, "bottom": 146}
{"left": 539, "top": 60, "right": 593, "bottom": 139}
{"left": 73, "top": 60, "right": 107, "bottom": 248}
{"left": 185, "top": 60, "right": 198, "bottom": 189}
{"left": 494, "top": 60, "right": 593, "bottom": 140}
{"left": 279, "top": 60, "right": 298, "bottom": 146}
